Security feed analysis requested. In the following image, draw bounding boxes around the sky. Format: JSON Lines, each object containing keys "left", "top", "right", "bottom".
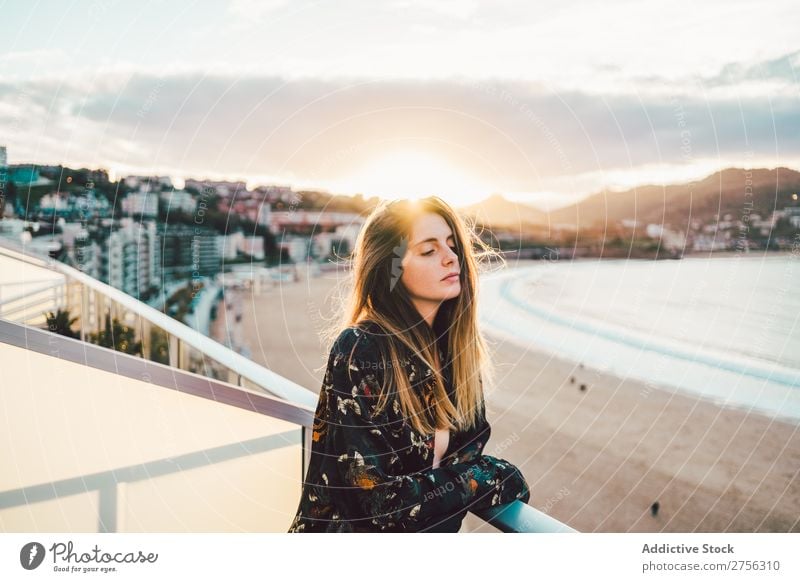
{"left": 1, "top": 0, "right": 798, "bottom": 210}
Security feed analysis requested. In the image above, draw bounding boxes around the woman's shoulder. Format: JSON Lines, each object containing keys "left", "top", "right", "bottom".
{"left": 333, "top": 321, "right": 386, "bottom": 356}
{"left": 330, "top": 320, "right": 389, "bottom": 366}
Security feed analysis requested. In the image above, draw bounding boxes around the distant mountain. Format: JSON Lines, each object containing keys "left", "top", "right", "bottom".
{"left": 458, "top": 193, "right": 548, "bottom": 228}
{"left": 547, "top": 167, "right": 800, "bottom": 229}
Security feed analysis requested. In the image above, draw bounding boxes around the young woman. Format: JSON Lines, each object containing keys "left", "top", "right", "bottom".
{"left": 287, "top": 196, "right": 530, "bottom": 533}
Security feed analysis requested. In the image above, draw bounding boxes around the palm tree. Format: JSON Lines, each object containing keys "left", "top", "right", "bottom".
{"left": 44, "top": 308, "right": 80, "bottom": 339}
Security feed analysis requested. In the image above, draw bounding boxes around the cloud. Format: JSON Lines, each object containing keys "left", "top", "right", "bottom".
{"left": 710, "top": 50, "right": 800, "bottom": 86}
{"left": 1, "top": 51, "right": 798, "bottom": 203}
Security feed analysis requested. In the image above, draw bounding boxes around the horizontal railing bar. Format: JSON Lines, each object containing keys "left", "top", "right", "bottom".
{"left": 0, "top": 429, "right": 300, "bottom": 510}
{"left": 0, "top": 297, "right": 61, "bottom": 318}
{"left": 471, "top": 500, "right": 578, "bottom": 533}
{"left": 0, "top": 277, "right": 66, "bottom": 287}
{"left": 0, "top": 283, "right": 63, "bottom": 308}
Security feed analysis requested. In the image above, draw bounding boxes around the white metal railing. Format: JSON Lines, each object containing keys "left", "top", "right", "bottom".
{"left": 0, "top": 280, "right": 64, "bottom": 322}
{"left": 0, "top": 239, "right": 316, "bottom": 408}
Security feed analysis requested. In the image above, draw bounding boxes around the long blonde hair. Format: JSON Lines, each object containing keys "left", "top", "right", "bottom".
{"left": 323, "top": 196, "right": 504, "bottom": 435}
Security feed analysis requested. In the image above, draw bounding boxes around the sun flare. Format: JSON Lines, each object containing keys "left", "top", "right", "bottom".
{"left": 337, "top": 150, "right": 489, "bottom": 207}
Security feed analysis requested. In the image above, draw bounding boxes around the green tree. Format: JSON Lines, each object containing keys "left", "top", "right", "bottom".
{"left": 88, "top": 312, "right": 142, "bottom": 355}
{"left": 44, "top": 308, "right": 80, "bottom": 339}
{"left": 148, "top": 328, "right": 170, "bottom": 364}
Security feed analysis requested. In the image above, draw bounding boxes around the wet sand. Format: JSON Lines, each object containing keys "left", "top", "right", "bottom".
{"left": 216, "top": 268, "right": 800, "bottom": 533}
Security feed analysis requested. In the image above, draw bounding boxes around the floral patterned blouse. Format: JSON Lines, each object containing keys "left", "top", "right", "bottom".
{"left": 287, "top": 321, "right": 530, "bottom": 533}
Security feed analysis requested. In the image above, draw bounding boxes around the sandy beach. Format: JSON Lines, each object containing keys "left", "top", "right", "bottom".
{"left": 213, "top": 267, "right": 800, "bottom": 533}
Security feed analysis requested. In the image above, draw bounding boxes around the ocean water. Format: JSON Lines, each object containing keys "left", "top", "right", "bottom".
{"left": 479, "top": 254, "right": 800, "bottom": 423}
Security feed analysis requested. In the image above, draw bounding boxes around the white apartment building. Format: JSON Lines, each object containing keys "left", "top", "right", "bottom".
{"left": 122, "top": 192, "right": 159, "bottom": 218}
{"left": 160, "top": 189, "right": 196, "bottom": 214}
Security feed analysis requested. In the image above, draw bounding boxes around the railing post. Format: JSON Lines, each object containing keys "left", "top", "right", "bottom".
{"left": 169, "top": 336, "right": 180, "bottom": 369}
{"left": 56, "top": 279, "right": 65, "bottom": 310}
{"left": 180, "top": 340, "right": 189, "bottom": 371}
{"left": 140, "top": 316, "right": 152, "bottom": 360}
{"left": 94, "top": 288, "right": 104, "bottom": 333}
{"left": 97, "top": 483, "right": 118, "bottom": 533}
{"left": 168, "top": 336, "right": 191, "bottom": 370}
{"left": 301, "top": 425, "right": 307, "bottom": 487}
{"left": 65, "top": 279, "right": 75, "bottom": 320}
{"left": 80, "top": 284, "right": 89, "bottom": 342}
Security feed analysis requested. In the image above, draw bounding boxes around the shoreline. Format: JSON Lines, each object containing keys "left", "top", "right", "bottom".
{"left": 499, "top": 249, "right": 799, "bottom": 268}
{"left": 479, "top": 255, "right": 800, "bottom": 426}
{"left": 482, "top": 324, "right": 800, "bottom": 429}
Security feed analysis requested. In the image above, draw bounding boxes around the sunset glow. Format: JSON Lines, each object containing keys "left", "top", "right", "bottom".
{"left": 335, "top": 150, "right": 489, "bottom": 207}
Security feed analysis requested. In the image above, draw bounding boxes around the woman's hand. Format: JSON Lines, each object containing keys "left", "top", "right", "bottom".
{"left": 448, "top": 443, "right": 482, "bottom": 466}
{"left": 466, "top": 454, "right": 530, "bottom": 507}
{"left": 492, "top": 457, "right": 531, "bottom": 505}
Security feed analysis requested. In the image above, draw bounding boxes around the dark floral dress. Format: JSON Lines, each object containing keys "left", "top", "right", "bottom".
{"left": 287, "top": 321, "right": 530, "bottom": 533}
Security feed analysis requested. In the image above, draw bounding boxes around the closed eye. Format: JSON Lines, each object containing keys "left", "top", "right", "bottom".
{"left": 422, "top": 245, "right": 457, "bottom": 256}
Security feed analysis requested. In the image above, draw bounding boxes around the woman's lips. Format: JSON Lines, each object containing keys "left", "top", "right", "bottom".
{"left": 442, "top": 274, "right": 460, "bottom": 282}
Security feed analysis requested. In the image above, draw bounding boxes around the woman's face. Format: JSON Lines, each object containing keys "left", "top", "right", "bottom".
{"left": 400, "top": 212, "right": 461, "bottom": 322}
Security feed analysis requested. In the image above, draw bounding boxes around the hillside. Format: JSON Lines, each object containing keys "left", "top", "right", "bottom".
{"left": 458, "top": 193, "right": 548, "bottom": 228}
{"left": 547, "top": 167, "right": 800, "bottom": 229}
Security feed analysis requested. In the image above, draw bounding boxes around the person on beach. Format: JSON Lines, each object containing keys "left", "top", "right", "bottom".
{"left": 287, "top": 196, "right": 530, "bottom": 533}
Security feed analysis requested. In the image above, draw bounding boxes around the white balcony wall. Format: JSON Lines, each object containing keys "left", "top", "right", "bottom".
{"left": 0, "top": 343, "right": 302, "bottom": 532}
